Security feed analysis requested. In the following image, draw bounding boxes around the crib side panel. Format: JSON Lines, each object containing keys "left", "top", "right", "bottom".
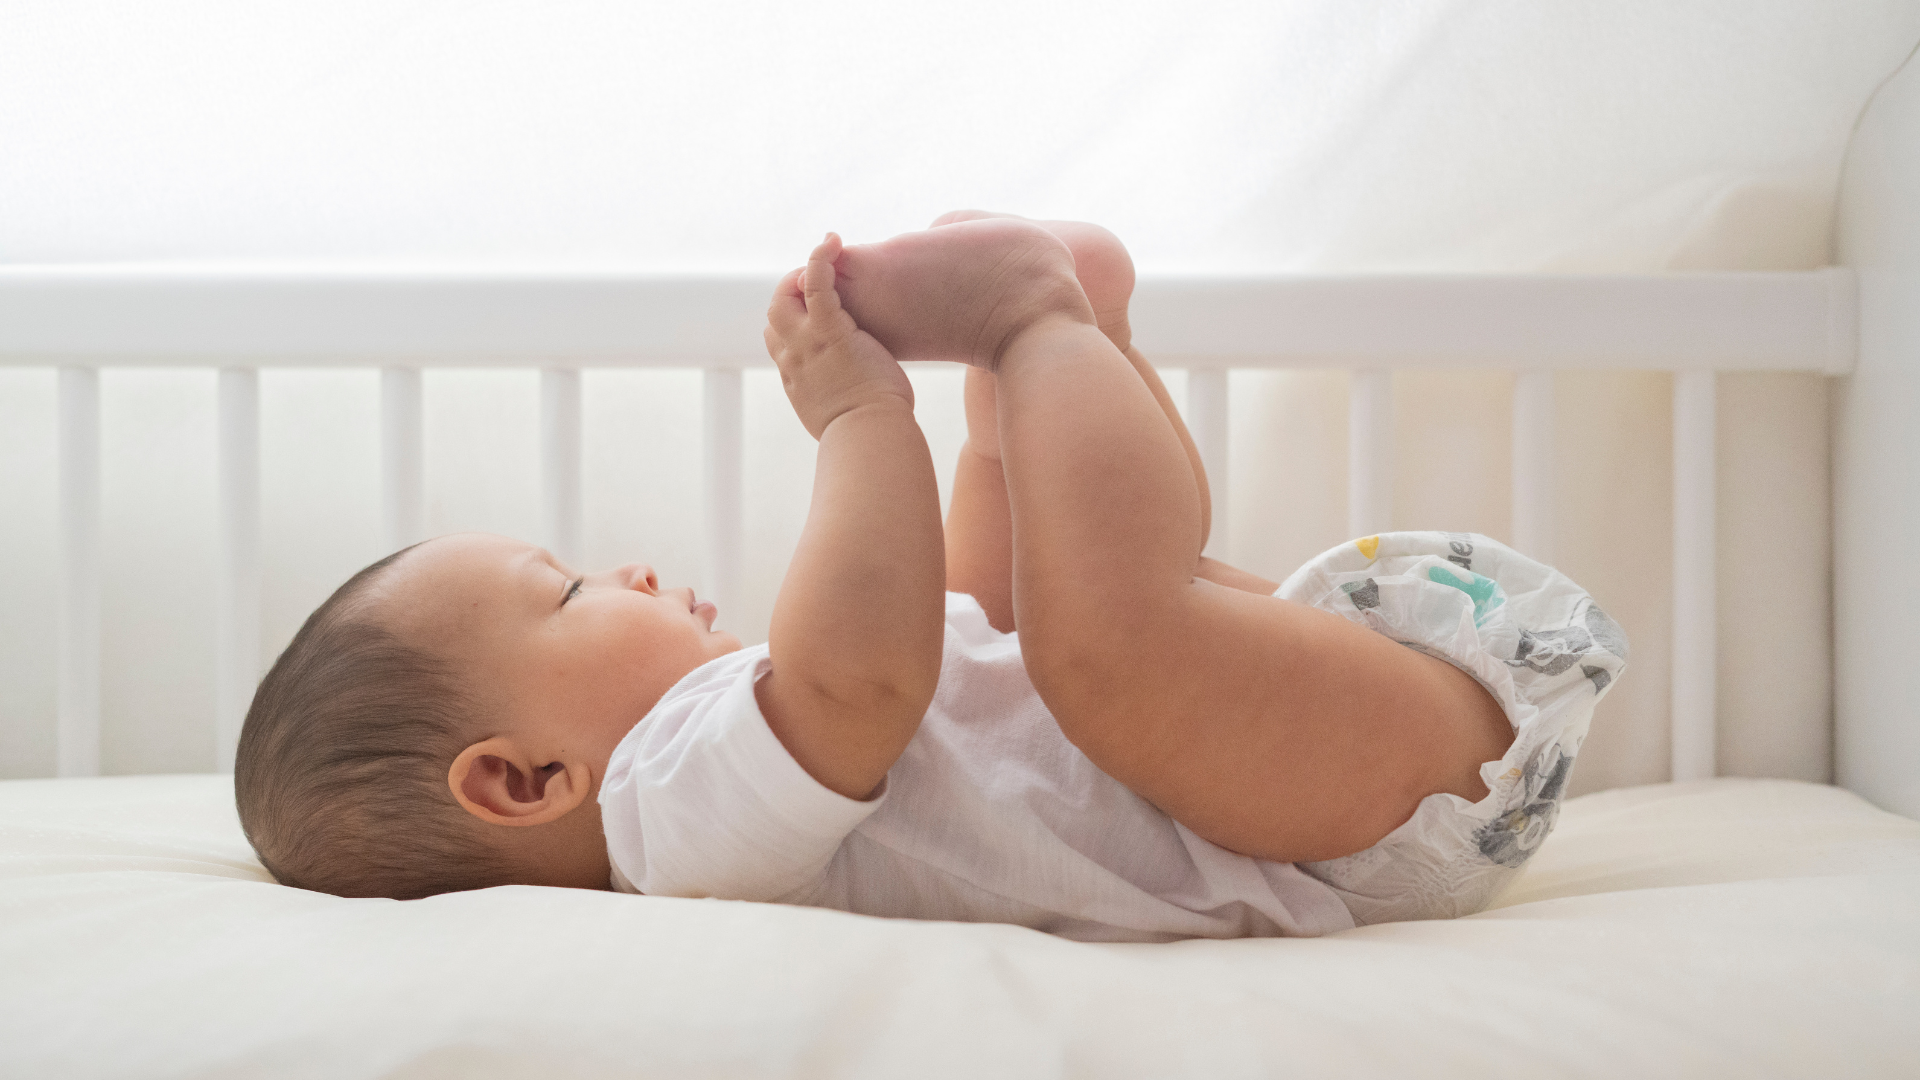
{"left": 1834, "top": 46, "right": 1920, "bottom": 819}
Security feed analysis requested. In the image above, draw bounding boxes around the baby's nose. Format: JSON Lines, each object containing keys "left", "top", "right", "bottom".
{"left": 616, "top": 563, "right": 658, "bottom": 593}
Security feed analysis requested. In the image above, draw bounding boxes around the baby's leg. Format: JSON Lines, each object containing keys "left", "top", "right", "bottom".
{"left": 944, "top": 368, "right": 1019, "bottom": 629}
{"left": 938, "top": 214, "right": 1271, "bottom": 633}
{"left": 939, "top": 215, "right": 1156, "bottom": 631}
{"left": 935, "top": 213, "right": 1282, "bottom": 597}
{"left": 989, "top": 292, "right": 1515, "bottom": 864}
{"left": 834, "top": 222, "right": 1510, "bottom": 862}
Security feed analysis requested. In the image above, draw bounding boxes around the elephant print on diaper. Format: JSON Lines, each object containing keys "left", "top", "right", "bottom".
{"left": 1474, "top": 747, "right": 1573, "bottom": 867}
{"left": 1512, "top": 626, "right": 1592, "bottom": 676}
{"left": 1341, "top": 578, "right": 1382, "bottom": 610}
{"left": 1510, "top": 600, "right": 1627, "bottom": 679}
{"left": 1581, "top": 603, "right": 1628, "bottom": 661}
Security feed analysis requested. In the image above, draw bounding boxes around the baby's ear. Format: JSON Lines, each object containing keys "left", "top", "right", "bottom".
{"left": 448, "top": 737, "right": 589, "bottom": 826}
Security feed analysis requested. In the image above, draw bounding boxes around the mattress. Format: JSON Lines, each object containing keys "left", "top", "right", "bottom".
{"left": 1, "top": 774, "right": 1915, "bottom": 1079}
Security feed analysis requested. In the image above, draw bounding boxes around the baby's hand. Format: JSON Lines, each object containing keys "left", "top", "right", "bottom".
{"left": 764, "top": 234, "right": 915, "bottom": 440}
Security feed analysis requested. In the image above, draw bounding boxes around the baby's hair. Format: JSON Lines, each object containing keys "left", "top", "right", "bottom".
{"left": 234, "top": 545, "right": 524, "bottom": 899}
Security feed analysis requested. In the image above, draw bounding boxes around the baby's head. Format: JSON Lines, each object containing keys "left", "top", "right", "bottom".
{"left": 235, "top": 533, "right": 741, "bottom": 898}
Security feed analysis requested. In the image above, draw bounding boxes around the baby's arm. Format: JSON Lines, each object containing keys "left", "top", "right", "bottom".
{"left": 758, "top": 235, "right": 946, "bottom": 799}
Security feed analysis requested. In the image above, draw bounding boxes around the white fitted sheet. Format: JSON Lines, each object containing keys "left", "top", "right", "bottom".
{"left": 1, "top": 774, "right": 1916, "bottom": 1079}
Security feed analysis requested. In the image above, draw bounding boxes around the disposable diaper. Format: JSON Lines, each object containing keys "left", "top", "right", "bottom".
{"left": 1278, "top": 532, "right": 1628, "bottom": 924}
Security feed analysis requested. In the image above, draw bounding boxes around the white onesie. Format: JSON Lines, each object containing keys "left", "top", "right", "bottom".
{"left": 599, "top": 591, "right": 1357, "bottom": 943}
{"left": 599, "top": 533, "right": 1622, "bottom": 940}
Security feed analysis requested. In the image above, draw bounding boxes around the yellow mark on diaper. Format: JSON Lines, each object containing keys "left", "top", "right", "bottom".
{"left": 1503, "top": 768, "right": 1522, "bottom": 780}
{"left": 1355, "top": 535, "right": 1380, "bottom": 560}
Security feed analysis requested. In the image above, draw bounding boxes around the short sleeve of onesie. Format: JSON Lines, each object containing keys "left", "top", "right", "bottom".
{"left": 598, "top": 645, "right": 887, "bottom": 901}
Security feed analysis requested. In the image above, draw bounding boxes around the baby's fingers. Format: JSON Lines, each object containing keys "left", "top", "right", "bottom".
{"left": 767, "top": 266, "right": 807, "bottom": 338}
{"left": 802, "top": 233, "right": 845, "bottom": 318}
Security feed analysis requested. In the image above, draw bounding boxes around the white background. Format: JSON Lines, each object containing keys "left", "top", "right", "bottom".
{"left": 3, "top": 0, "right": 1918, "bottom": 787}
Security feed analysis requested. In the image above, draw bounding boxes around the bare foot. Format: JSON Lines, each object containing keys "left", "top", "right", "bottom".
{"left": 832, "top": 218, "right": 1094, "bottom": 370}
{"left": 931, "top": 210, "right": 1137, "bottom": 352}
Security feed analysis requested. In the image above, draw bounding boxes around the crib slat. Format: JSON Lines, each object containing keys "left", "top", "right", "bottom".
{"left": 214, "top": 368, "right": 260, "bottom": 772}
{"left": 57, "top": 366, "right": 101, "bottom": 777}
{"left": 703, "top": 368, "right": 743, "bottom": 623}
{"left": 541, "top": 368, "right": 584, "bottom": 566}
{"left": 1187, "top": 368, "right": 1230, "bottom": 560}
{"left": 1348, "top": 369, "right": 1394, "bottom": 539}
{"left": 1671, "top": 370, "right": 1718, "bottom": 781}
{"left": 381, "top": 367, "right": 424, "bottom": 553}
{"left": 1511, "top": 371, "right": 1556, "bottom": 563}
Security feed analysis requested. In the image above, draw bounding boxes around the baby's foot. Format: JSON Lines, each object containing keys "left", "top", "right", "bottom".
{"left": 931, "top": 210, "right": 1137, "bottom": 352}
{"left": 833, "top": 218, "right": 1094, "bottom": 370}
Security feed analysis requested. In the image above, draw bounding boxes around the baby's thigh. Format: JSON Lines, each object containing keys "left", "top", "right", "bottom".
{"left": 1032, "top": 582, "right": 1507, "bottom": 864}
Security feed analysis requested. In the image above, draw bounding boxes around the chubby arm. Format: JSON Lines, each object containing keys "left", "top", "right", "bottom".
{"left": 759, "top": 235, "right": 946, "bottom": 799}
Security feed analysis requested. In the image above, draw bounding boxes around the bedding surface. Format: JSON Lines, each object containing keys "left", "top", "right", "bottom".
{"left": 0, "top": 775, "right": 1915, "bottom": 1079}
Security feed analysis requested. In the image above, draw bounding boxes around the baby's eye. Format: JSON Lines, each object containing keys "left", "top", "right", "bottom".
{"left": 563, "top": 578, "right": 584, "bottom": 605}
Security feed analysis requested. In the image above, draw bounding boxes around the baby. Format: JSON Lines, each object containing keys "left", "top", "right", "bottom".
{"left": 235, "top": 214, "right": 1625, "bottom": 939}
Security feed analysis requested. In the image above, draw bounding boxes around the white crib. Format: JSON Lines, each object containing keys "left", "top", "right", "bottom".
{"left": 0, "top": 39, "right": 1915, "bottom": 1080}
{"left": 0, "top": 267, "right": 1854, "bottom": 785}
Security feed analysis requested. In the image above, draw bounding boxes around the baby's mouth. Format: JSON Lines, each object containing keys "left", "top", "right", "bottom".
{"left": 690, "top": 593, "right": 718, "bottom": 627}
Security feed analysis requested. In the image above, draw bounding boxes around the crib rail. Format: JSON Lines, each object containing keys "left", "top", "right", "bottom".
{"left": 0, "top": 267, "right": 1858, "bottom": 781}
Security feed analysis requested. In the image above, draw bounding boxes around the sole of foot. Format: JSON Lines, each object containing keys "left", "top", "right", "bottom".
{"left": 835, "top": 218, "right": 1092, "bottom": 370}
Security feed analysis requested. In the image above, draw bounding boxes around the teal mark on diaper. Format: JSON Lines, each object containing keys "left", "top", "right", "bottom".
{"left": 1427, "top": 566, "right": 1506, "bottom": 627}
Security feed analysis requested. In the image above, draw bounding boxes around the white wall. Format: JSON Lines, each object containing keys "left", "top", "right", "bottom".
{"left": 1835, "top": 45, "right": 1920, "bottom": 817}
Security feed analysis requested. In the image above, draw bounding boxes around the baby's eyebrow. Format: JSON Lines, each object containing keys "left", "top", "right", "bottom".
{"left": 522, "top": 549, "right": 581, "bottom": 608}
{"left": 507, "top": 548, "right": 567, "bottom": 602}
